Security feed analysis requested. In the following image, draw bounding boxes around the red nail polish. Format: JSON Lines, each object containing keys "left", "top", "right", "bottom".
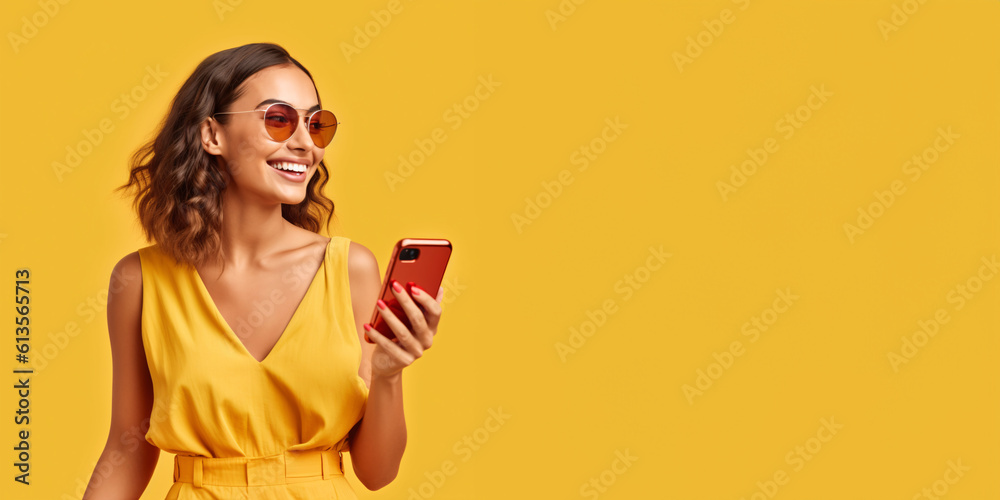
{"left": 391, "top": 280, "right": 403, "bottom": 292}
{"left": 408, "top": 282, "right": 421, "bottom": 295}
{"left": 377, "top": 299, "right": 387, "bottom": 310}
{"left": 363, "top": 323, "right": 371, "bottom": 331}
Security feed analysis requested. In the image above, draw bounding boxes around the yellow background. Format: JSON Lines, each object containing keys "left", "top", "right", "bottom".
{"left": 2, "top": 0, "right": 998, "bottom": 498}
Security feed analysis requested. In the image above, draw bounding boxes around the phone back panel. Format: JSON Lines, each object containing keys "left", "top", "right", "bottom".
{"left": 368, "top": 238, "right": 452, "bottom": 341}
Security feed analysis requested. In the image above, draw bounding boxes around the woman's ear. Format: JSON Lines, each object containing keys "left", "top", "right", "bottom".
{"left": 201, "top": 117, "right": 224, "bottom": 156}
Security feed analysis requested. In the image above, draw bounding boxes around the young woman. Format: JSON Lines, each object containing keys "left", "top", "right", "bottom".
{"left": 83, "top": 43, "right": 443, "bottom": 499}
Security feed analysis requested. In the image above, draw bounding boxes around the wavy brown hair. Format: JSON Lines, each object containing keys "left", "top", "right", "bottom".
{"left": 115, "top": 42, "right": 335, "bottom": 267}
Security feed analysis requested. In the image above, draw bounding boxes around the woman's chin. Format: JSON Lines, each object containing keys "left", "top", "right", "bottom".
{"left": 278, "top": 193, "right": 308, "bottom": 206}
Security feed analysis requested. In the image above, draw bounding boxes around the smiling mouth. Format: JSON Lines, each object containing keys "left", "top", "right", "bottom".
{"left": 267, "top": 161, "right": 308, "bottom": 174}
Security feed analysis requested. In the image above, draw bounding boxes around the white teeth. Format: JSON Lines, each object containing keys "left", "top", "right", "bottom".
{"left": 269, "top": 161, "right": 307, "bottom": 173}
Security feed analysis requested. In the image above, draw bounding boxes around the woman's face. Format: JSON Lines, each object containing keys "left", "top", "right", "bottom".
{"left": 206, "top": 63, "right": 326, "bottom": 206}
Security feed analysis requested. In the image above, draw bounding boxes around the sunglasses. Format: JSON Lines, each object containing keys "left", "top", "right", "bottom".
{"left": 213, "top": 102, "right": 339, "bottom": 148}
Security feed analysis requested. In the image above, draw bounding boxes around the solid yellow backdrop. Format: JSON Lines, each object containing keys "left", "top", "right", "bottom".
{"left": 1, "top": 0, "right": 997, "bottom": 498}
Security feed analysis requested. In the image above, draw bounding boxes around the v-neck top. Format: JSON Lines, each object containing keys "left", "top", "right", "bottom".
{"left": 189, "top": 238, "right": 331, "bottom": 364}
{"left": 136, "top": 235, "right": 369, "bottom": 464}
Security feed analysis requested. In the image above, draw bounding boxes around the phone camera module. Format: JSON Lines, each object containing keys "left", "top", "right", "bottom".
{"left": 400, "top": 248, "right": 420, "bottom": 261}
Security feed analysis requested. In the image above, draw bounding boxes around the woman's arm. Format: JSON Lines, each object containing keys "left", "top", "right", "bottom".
{"left": 82, "top": 252, "right": 160, "bottom": 499}
{"left": 347, "top": 242, "right": 407, "bottom": 491}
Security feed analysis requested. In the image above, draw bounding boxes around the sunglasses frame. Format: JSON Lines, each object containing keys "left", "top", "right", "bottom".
{"left": 212, "top": 102, "right": 339, "bottom": 148}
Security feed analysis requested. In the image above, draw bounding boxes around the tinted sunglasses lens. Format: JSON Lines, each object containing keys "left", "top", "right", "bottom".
{"left": 263, "top": 104, "right": 297, "bottom": 142}
{"left": 309, "top": 110, "right": 338, "bottom": 147}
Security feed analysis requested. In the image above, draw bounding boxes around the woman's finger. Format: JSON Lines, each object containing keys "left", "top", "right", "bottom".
{"left": 364, "top": 324, "right": 414, "bottom": 368}
{"left": 408, "top": 284, "right": 442, "bottom": 333}
{"left": 376, "top": 299, "right": 425, "bottom": 358}
{"left": 390, "top": 281, "right": 432, "bottom": 339}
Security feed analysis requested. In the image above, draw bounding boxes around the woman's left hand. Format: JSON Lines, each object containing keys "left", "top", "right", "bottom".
{"left": 364, "top": 280, "right": 444, "bottom": 380}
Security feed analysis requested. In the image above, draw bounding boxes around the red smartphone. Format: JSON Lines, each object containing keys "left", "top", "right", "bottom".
{"left": 365, "top": 238, "right": 453, "bottom": 343}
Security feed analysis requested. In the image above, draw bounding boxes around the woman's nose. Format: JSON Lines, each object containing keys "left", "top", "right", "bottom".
{"left": 286, "top": 115, "right": 314, "bottom": 149}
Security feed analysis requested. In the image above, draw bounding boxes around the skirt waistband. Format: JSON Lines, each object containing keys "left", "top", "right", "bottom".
{"left": 173, "top": 449, "right": 344, "bottom": 487}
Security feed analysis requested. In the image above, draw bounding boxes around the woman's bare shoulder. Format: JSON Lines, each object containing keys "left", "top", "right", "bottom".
{"left": 347, "top": 241, "right": 378, "bottom": 275}
{"left": 113, "top": 251, "right": 143, "bottom": 284}
{"left": 108, "top": 251, "right": 144, "bottom": 322}
{"left": 346, "top": 242, "right": 380, "bottom": 318}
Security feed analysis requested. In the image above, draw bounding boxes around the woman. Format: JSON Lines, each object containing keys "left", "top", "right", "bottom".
{"left": 83, "top": 43, "right": 442, "bottom": 499}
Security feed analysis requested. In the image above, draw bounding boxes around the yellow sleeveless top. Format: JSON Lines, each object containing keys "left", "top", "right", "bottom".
{"left": 137, "top": 236, "right": 369, "bottom": 498}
